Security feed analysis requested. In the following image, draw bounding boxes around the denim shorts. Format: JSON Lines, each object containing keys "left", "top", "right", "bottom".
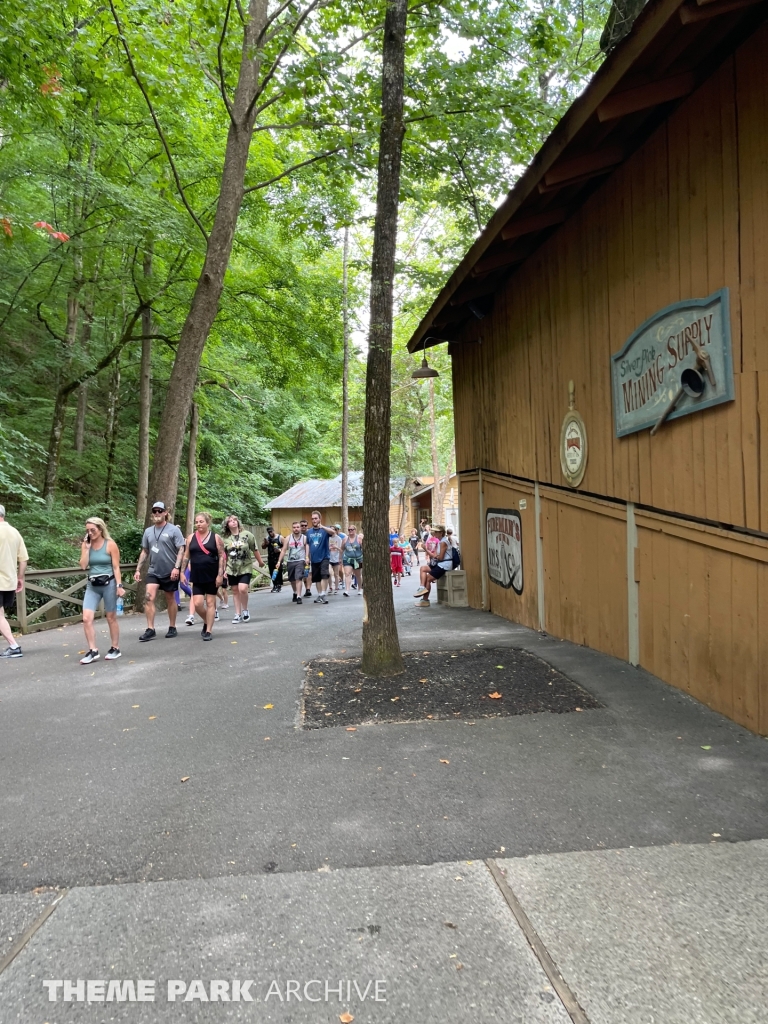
{"left": 83, "top": 577, "right": 117, "bottom": 613}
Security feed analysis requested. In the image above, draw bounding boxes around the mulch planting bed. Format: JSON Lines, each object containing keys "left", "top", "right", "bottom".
{"left": 302, "top": 647, "right": 603, "bottom": 728}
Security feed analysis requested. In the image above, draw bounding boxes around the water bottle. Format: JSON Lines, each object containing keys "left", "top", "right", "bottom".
{"left": 271, "top": 569, "right": 278, "bottom": 581}
{"left": 116, "top": 595, "right": 124, "bottom": 616}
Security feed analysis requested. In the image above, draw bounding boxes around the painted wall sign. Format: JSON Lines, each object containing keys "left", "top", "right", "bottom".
{"left": 611, "top": 289, "right": 734, "bottom": 437}
{"left": 560, "top": 410, "right": 588, "bottom": 487}
{"left": 486, "top": 509, "right": 523, "bottom": 594}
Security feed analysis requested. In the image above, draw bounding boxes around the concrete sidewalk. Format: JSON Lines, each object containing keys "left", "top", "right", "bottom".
{"left": 1, "top": 584, "right": 766, "bottom": 1021}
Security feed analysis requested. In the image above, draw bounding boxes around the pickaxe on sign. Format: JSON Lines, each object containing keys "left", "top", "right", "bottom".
{"left": 650, "top": 339, "right": 717, "bottom": 436}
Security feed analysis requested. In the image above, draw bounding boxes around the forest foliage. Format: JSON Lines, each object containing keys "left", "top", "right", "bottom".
{"left": 0, "top": 0, "right": 609, "bottom": 566}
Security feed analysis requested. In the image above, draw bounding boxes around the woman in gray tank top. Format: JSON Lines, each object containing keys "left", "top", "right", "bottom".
{"left": 78, "top": 516, "right": 124, "bottom": 664}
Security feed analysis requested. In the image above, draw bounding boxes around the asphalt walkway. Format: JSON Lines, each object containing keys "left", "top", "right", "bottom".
{"left": 1, "top": 580, "right": 766, "bottom": 1022}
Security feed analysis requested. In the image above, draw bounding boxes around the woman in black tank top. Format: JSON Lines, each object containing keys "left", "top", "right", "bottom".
{"left": 179, "top": 512, "right": 225, "bottom": 639}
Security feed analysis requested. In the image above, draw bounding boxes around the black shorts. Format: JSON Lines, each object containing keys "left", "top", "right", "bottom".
{"left": 311, "top": 558, "right": 330, "bottom": 583}
{"left": 192, "top": 581, "right": 219, "bottom": 596}
{"left": 287, "top": 562, "right": 305, "bottom": 582}
{"left": 429, "top": 565, "right": 449, "bottom": 580}
{"left": 146, "top": 574, "right": 178, "bottom": 592}
{"left": 1, "top": 590, "right": 17, "bottom": 612}
{"left": 227, "top": 573, "right": 252, "bottom": 587}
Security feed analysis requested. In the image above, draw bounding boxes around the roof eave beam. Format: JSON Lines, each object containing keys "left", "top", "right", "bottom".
{"left": 597, "top": 71, "right": 697, "bottom": 120}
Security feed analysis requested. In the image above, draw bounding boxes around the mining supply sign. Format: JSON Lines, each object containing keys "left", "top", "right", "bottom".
{"left": 611, "top": 289, "right": 734, "bottom": 437}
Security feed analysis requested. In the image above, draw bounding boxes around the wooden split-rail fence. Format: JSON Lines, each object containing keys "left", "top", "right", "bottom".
{"left": 8, "top": 564, "right": 139, "bottom": 635}
{"left": 8, "top": 561, "right": 274, "bottom": 635}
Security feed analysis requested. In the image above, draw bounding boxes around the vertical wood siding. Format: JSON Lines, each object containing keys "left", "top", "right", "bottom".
{"left": 453, "top": 29, "right": 767, "bottom": 519}
{"left": 452, "top": 24, "right": 768, "bottom": 733}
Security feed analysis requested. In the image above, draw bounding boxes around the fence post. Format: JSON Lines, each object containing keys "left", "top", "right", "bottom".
{"left": 17, "top": 584, "right": 28, "bottom": 635}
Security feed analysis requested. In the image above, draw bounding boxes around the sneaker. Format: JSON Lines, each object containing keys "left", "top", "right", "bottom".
{"left": 214, "top": 610, "right": 219, "bottom": 621}
{"left": 417, "top": 598, "right": 430, "bottom": 607}
{"left": 185, "top": 614, "right": 195, "bottom": 626}
{"left": 313, "top": 596, "right": 324, "bottom": 603}
{"left": 242, "top": 610, "right": 250, "bottom": 622}
{"left": 414, "top": 587, "right": 428, "bottom": 597}
{"left": 0, "top": 645, "right": 22, "bottom": 658}
{"left": 201, "top": 630, "right": 212, "bottom": 641}
{"left": 231, "top": 614, "right": 241, "bottom": 624}
{"left": 139, "top": 628, "right": 156, "bottom": 642}
{"left": 305, "top": 589, "right": 311, "bottom": 597}
{"left": 165, "top": 627, "right": 177, "bottom": 639}
{"left": 105, "top": 647, "right": 121, "bottom": 660}
{"left": 292, "top": 593, "right": 298, "bottom": 603}
{"left": 80, "top": 650, "right": 99, "bottom": 664}
{"left": 343, "top": 591, "right": 349, "bottom": 597}
{"left": 296, "top": 597, "right": 302, "bottom": 605}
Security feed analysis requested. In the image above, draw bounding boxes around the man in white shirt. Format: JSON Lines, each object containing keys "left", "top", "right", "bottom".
{"left": 0, "top": 505, "right": 28, "bottom": 658}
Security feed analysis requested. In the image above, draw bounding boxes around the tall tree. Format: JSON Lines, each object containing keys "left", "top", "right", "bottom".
{"left": 136, "top": 245, "right": 153, "bottom": 521}
{"left": 361, "top": 0, "right": 408, "bottom": 677}
{"left": 340, "top": 226, "right": 351, "bottom": 534}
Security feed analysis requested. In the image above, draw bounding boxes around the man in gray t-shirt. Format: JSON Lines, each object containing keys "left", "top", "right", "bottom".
{"left": 133, "top": 502, "right": 186, "bottom": 641}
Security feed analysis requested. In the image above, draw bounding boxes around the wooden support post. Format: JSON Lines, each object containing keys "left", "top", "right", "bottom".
{"left": 479, "top": 469, "right": 488, "bottom": 611}
{"left": 627, "top": 501, "right": 639, "bottom": 665}
{"left": 535, "top": 481, "right": 546, "bottom": 632}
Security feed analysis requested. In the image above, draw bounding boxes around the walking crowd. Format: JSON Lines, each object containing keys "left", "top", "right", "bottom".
{"left": 0, "top": 503, "right": 459, "bottom": 663}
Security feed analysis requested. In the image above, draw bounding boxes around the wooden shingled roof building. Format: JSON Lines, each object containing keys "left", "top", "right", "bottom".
{"left": 407, "top": 0, "right": 768, "bottom": 734}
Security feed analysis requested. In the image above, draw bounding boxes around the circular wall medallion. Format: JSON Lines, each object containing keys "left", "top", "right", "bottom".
{"left": 560, "top": 410, "right": 588, "bottom": 488}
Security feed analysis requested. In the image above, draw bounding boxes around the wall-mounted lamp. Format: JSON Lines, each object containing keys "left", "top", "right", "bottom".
{"left": 411, "top": 336, "right": 441, "bottom": 379}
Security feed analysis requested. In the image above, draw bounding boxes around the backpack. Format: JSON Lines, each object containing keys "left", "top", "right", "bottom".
{"left": 450, "top": 545, "right": 461, "bottom": 569}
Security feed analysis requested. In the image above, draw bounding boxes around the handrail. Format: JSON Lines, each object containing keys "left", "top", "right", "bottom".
{"left": 8, "top": 564, "right": 139, "bottom": 635}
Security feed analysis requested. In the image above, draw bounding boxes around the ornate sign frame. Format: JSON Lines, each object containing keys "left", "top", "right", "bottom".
{"left": 486, "top": 509, "right": 523, "bottom": 594}
{"left": 560, "top": 409, "right": 588, "bottom": 487}
{"left": 610, "top": 289, "right": 734, "bottom": 438}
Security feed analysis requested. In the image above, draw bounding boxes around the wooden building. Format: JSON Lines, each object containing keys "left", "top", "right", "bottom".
{"left": 266, "top": 473, "right": 411, "bottom": 536}
{"left": 409, "top": 475, "right": 460, "bottom": 535}
{"left": 407, "top": 0, "right": 768, "bottom": 735}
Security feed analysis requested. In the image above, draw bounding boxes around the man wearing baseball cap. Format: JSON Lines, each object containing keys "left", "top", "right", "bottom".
{"left": 134, "top": 502, "right": 185, "bottom": 640}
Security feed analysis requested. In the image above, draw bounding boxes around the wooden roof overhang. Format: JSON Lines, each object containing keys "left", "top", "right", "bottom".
{"left": 406, "top": 0, "right": 768, "bottom": 353}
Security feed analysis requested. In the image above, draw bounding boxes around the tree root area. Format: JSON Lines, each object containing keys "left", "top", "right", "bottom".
{"left": 302, "top": 648, "right": 603, "bottom": 728}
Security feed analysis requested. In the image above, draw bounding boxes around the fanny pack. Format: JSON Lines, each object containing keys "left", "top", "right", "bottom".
{"left": 88, "top": 573, "right": 114, "bottom": 587}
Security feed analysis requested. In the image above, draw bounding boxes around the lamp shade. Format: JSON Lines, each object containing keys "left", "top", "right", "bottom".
{"left": 411, "top": 357, "right": 439, "bottom": 379}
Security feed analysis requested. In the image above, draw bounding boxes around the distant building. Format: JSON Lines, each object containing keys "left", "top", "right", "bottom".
{"left": 409, "top": 475, "right": 459, "bottom": 536}
{"left": 265, "top": 473, "right": 406, "bottom": 535}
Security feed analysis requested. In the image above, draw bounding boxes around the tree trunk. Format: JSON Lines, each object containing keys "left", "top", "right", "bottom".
{"left": 42, "top": 391, "right": 70, "bottom": 501}
{"left": 145, "top": 0, "right": 268, "bottom": 516}
{"left": 43, "top": 255, "right": 83, "bottom": 502}
{"left": 341, "top": 226, "right": 351, "bottom": 533}
{"left": 104, "top": 357, "right": 121, "bottom": 506}
{"left": 74, "top": 384, "right": 88, "bottom": 454}
{"left": 137, "top": 246, "right": 153, "bottom": 520}
{"left": 185, "top": 402, "right": 199, "bottom": 537}
{"left": 361, "top": 0, "right": 408, "bottom": 677}
{"left": 74, "top": 292, "right": 96, "bottom": 454}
